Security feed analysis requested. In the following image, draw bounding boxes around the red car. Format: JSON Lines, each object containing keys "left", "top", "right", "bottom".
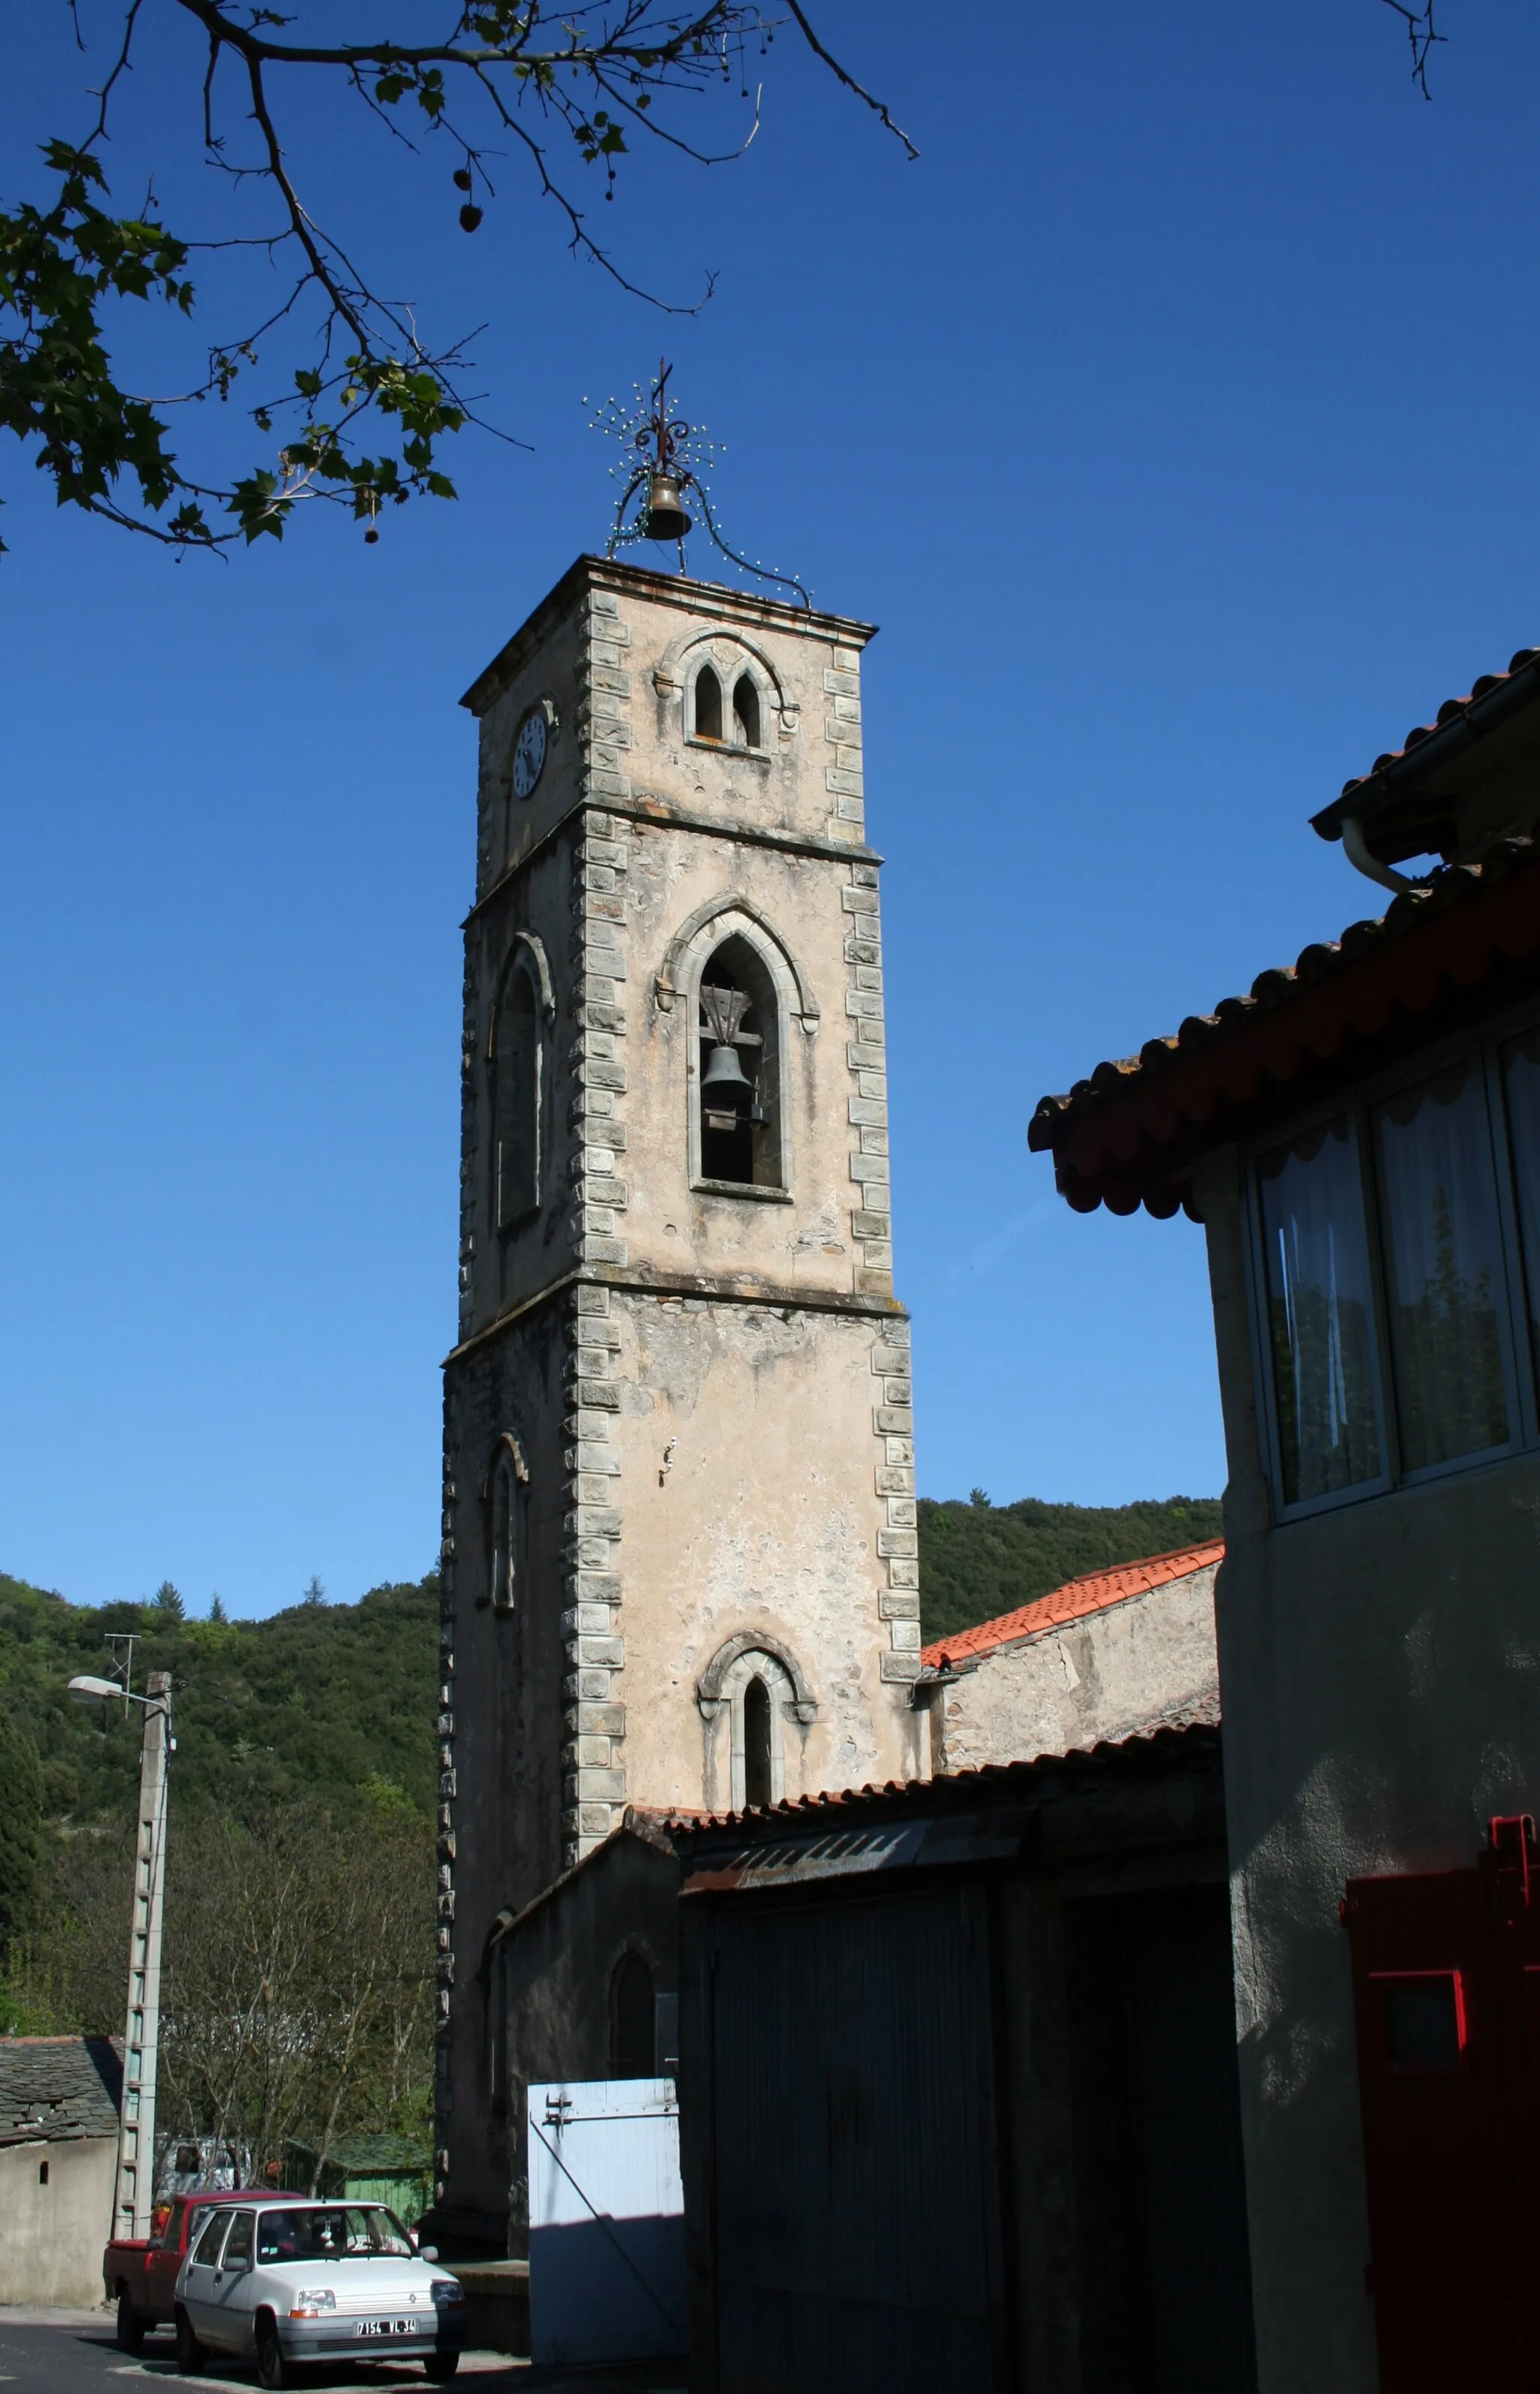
{"left": 105, "top": 2187, "right": 297, "bottom": 2351}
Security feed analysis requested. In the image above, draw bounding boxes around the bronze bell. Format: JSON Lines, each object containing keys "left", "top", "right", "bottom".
{"left": 643, "top": 471, "right": 692, "bottom": 542}
{"left": 702, "top": 1043, "right": 751, "bottom": 1106}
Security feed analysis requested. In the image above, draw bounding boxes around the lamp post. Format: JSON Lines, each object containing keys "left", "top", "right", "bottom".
{"left": 68, "top": 1667, "right": 173, "bottom": 2239}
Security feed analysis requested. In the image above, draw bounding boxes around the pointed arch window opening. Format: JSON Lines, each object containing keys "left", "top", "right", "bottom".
{"left": 722, "top": 1649, "right": 793, "bottom": 1812}
{"left": 693, "top": 663, "right": 723, "bottom": 742}
{"left": 697, "top": 933, "right": 782, "bottom": 1191}
{"left": 689, "top": 657, "right": 768, "bottom": 753}
{"left": 742, "top": 1676, "right": 773, "bottom": 1811}
{"left": 493, "top": 960, "right": 543, "bottom": 1234}
{"left": 488, "top": 1437, "right": 529, "bottom": 1616}
{"left": 732, "top": 674, "right": 760, "bottom": 749}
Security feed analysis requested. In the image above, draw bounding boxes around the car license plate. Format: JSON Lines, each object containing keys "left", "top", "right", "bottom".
{"left": 356, "top": 2319, "right": 412, "bottom": 2338}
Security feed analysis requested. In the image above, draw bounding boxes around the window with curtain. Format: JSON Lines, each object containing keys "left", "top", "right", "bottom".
{"left": 1257, "top": 1118, "right": 1383, "bottom": 1506}
{"left": 1372, "top": 1058, "right": 1511, "bottom": 1473}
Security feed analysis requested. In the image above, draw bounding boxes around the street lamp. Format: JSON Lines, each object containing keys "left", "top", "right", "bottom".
{"left": 69, "top": 1667, "right": 173, "bottom": 2241}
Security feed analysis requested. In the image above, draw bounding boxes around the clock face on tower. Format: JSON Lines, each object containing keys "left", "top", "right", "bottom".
{"left": 512, "top": 705, "right": 548, "bottom": 799}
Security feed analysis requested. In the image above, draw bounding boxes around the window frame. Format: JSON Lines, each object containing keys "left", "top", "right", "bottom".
{"left": 686, "top": 925, "right": 794, "bottom": 1200}
{"left": 1244, "top": 997, "right": 1540, "bottom": 1524}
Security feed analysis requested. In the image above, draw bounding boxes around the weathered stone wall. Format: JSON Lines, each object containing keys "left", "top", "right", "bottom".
{"left": 436, "top": 557, "right": 921, "bottom": 2240}
{"left": 926, "top": 1561, "right": 1220, "bottom": 1774}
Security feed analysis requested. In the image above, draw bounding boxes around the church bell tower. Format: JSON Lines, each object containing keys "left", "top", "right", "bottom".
{"left": 434, "top": 551, "right": 920, "bottom": 2219}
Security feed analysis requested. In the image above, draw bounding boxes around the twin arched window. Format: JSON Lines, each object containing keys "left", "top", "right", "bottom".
{"left": 697, "top": 933, "right": 781, "bottom": 1191}
{"left": 693, "top": 663, "right": 761, "bottom": 751}
{"left": 493, "top": 954, "right": 542, "bottom": 1232}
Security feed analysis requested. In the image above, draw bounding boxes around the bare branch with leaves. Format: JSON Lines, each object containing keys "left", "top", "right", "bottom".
{"left": 0, "top": 2, "right": 913, "bottom": 556}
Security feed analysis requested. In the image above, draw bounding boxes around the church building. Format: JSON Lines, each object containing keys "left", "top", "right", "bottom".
{"left": 432, "top": 553, "right": 923, "bottom": 2244}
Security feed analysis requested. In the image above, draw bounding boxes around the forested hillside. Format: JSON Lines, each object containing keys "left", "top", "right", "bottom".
{"left": 0, "top": 1504, "right": 1221, "bottom": 2153}
{"left": 916, "top": 1494, "right": 1225, "bottom": 1646}
{"left": 0, "top": 1571, "right": 441, "bottom": 2165}
{"left": 0, "top": 1570, "right": 438, "bottom": 1831}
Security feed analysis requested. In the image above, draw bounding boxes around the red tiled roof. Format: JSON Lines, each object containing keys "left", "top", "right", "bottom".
{"left": 1313, "top": 644, "right": 1540, "bottom": 854}
{"left": 918, "top": 1540, "right": 1223, "bottom": 1673}
{"left": 1028, "top": 841, "right": 1540, "bottom": 1217}
{"left": 666, "top": 1719, "right": 1222, "bottom": 1837}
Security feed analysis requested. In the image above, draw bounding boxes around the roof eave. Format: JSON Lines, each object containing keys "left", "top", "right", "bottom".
{"left": 1311, "top": 657, "right": 1540, "bottom": 851}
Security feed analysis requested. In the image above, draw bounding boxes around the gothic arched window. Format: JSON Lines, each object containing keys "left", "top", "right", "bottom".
{"left": 610, "top": 1952, "right": 654, "bottom": 2077}
{"left": 486, "top": 1433, "right": 528, "bottom": 1614}
{"left": 493, "top": 957, "right": 541, "bottom": 1231}
{"left": 693, "top": 664, "right": 723, "bottom": 742}
{"left": 732, "top": 674, "right": 760, "bottom": 749}
{"left": 697, "top": 933, "right": 782, "bottom": 1191}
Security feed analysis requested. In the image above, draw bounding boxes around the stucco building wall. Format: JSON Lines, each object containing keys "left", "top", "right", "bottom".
{"left": 0, "top": 2135, "right": 115, "bottom": 2307}
{"left": 926, "top": 1560, "right": 1220, "bottom": 1774}
{"left": 1196, "top": 1140, "right": 1540, "bottom": 2394}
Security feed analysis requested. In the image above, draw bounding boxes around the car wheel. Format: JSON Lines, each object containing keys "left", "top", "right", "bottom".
{"left": 255, "top": 2314, "right": 292, "bottom": 2391}
{"left": 115, "top": 2292, "right": 146, "bottom": 2354}
{"left": 423, "top": 2358, "right": 460, "bottom": 2383}
{"left": 173, "top": 2307, "right": 204, "bottom": 2375}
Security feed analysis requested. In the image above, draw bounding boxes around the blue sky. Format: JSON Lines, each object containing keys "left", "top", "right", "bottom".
{"left": 5, "top": 2, "right": 1539, "bottom": 1615}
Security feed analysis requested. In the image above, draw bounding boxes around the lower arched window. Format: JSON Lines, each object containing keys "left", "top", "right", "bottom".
{"left": 610, "top": 1952, "right": 654, "bottom": 2077}
{"left": 742, "top": 1674, "right": 773, "bottom": 1810}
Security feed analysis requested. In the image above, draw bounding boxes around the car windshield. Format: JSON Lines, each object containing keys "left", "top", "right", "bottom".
{"left": 255, "top": 2206, "right": 414, "bottom": 2262}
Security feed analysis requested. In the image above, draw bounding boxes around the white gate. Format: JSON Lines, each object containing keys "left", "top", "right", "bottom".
{"left": 526, "top": 2077, "right": 687, "bottom": 2365}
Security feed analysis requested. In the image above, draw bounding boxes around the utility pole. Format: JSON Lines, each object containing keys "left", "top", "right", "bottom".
{"left": 114, "top": 1670, "right": 171, "bottom": 2239}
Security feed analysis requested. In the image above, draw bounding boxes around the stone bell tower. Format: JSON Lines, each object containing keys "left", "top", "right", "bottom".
{"left": 433, "top": 554, "right": 920, "bottom": 2216}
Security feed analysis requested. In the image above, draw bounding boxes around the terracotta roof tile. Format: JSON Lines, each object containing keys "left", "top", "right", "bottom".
{"left": 666, "top": 1719, "right": 1222, "bottom": 1837}
{"left": 1314, "top": 645, "right": 1540, "bottom": 846}
{"left": 1029, "top": 840, "right": 1540, "bottom": 1215}
{"left": 917, "top": 1539, "right": 1223, "bottom": 1673}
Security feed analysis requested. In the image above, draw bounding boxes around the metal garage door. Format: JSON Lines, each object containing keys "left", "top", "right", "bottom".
{"left": 711, "top": 1880, "right": 1002, "bottom": 2394}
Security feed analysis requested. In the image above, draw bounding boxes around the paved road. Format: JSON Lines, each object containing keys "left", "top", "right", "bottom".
{"left": 0, "top": 2317, "right": 686, "bottom": 2394}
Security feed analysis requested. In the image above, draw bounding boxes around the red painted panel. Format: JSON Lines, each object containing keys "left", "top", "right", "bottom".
{"left": 1345, "top": 1819, "right": 1540, "bottom": 2392}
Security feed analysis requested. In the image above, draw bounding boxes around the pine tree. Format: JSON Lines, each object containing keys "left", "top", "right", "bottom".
{"left": 153, "top": 1579, "right": 185, "bottom": 1625}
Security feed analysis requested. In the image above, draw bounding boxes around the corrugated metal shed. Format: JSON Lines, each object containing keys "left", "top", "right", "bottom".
{"left": 676, "top": 1724, "right": 1254, "bottom": 2394}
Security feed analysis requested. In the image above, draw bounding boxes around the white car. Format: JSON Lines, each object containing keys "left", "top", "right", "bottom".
{"left": 173, "top": 2197, "right": 467, "bottom": 2386}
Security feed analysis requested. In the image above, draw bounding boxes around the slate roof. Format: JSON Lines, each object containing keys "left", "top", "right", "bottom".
{"left": 1028, "top": 839, "right": 1540, "bottom": 1216}
{"left": 0, "top": 2037, "right": 121, "bottom": 2145}
{"left": 918, "top": 1539, "right": 1223, "bottom": 1673}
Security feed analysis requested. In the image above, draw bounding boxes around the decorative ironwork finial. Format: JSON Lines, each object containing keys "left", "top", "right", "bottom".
{"left": 585, "top": 361, "right": 810, "bottom": 606}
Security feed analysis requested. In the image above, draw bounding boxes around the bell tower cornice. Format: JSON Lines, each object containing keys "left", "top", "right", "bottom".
{"left": 459, "top": 553, "right": 877, "bottom": 721}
